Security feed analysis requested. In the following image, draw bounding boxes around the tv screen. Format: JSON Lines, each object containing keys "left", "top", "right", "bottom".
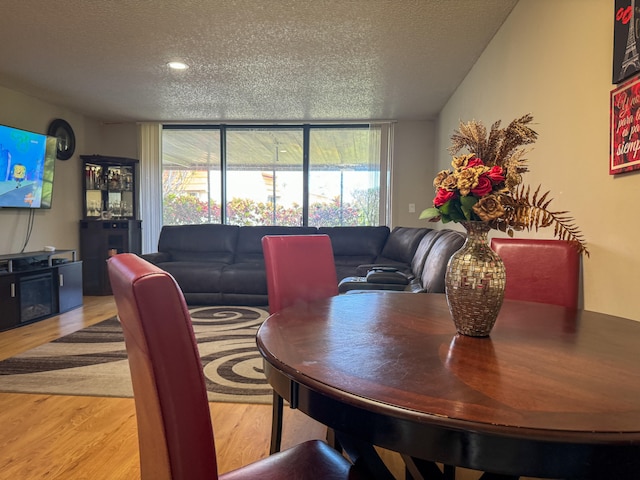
{"left": 0, "top": 124, "right": 57, "bottom": 209}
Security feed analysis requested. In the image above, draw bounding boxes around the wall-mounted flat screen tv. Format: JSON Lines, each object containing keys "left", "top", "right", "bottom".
{"left": 0, "top": 124, "right": 57, "bottom": 209}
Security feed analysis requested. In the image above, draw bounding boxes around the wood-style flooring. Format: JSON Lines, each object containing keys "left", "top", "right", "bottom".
{"left": 1, "top": 297, "right": 520, "bottom": 479}
{"left": 0, "top": 297, "right": 406, "bottom": 479}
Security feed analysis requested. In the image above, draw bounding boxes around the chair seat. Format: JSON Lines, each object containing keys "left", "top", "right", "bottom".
{"left": 219, "top": 439, "right": 366, "bottom": 480}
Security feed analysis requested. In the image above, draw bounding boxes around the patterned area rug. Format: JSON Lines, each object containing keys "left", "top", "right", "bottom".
{"left": 0, "top": 306, "right": 272, "bottom": 404}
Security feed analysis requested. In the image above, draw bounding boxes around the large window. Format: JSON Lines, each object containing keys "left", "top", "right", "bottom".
{"left": 162, "top": 128, "right": 222, "bottom": 224}
{"left": 161, "top": 124, "right": 390, "bottom": 227}
{"left": 308, "top": 127, "right": 381, "bottom": 227}
{"left": 226, "top": 127, "right": 304, "bottom": 226}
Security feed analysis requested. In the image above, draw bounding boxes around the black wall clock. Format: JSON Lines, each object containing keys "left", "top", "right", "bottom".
{"left": 47, "top": 118, "right": 76, "bottom": 160}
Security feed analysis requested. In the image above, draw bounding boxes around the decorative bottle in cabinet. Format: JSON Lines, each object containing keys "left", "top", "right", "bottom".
{"left": 81, "top": 155, "right": 138, "bottom": 220}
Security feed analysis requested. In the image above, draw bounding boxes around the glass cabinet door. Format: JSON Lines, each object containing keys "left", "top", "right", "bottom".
{"left": 81, "top": 155, "right": 138, "bottom": 220}
{"left": 105, "top": 165, "right": 134, "bottom": 217}
{"left": 84, "top": 162, "right": 104, "bottom": 218}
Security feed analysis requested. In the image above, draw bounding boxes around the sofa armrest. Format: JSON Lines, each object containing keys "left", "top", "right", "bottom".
{"left": 366, "top": 269, "right": 410, "bottom": 285}
{"left": 338, "top": 276, "right": 407, "bottom": 294}
{"left": 140, "top": 252, "right": 172, "bottom": 264}
{"left": 355, "top": 263, "right": 410, "bottom": 276}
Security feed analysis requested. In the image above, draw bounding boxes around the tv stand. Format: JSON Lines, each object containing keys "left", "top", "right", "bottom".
{"left": 0, "top": 250, "right": 83, "bottom": 332}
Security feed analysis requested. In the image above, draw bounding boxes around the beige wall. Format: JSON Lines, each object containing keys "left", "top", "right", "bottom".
{"left": 392, "top": 120, "right": 436, "bottom": 227}
{"left": 0, "top": 86, "right": 101, "bottom": 253}
{"left": 437, "top": 0, "right": 631, "bottom": 319}
{"left": 97, "top": 123, "right": 138, "bottom": 158}
{"left": 0, "top": 89, "right": 139, "bottom": 255}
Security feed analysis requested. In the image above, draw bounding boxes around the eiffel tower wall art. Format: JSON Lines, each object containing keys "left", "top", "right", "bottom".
{"left": 614, "top": 0, "right": 640, "bottom": 83}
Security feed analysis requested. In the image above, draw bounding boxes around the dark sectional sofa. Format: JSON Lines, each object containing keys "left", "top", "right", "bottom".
{"left": 340, "top": 228, "right": 466, "bottom": 294}
{"left": 141, "top": 223, "right": 465, "bottom": 306}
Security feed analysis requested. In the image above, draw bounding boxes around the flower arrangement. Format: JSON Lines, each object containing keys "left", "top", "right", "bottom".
{"left": 419, "top": 114, "right": 589, "bottom": 256}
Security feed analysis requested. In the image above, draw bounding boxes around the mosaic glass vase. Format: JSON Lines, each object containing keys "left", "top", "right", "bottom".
{"left": 445, "top": 221, "right": 506, "bottom": 337}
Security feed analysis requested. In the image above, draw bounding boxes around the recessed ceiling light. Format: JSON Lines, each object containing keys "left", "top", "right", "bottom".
{"left": 168, "top": 61, "right": 189, "bottom": 70}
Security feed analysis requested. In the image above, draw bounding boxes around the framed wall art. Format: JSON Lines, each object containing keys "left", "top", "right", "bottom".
{"left": 610, "top": 75, "right": 640, "bottom": 174}
{"left": 614, "top": 0, "right": 640, "bottom": 84}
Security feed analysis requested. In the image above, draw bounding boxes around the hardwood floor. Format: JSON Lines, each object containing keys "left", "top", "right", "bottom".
{"left": 0, "top": 297, "right": 503, "bottom": 479}
{"left": 0, "top": 297, "right": 326, "bottom": 478}
{"left": 0, "top": 297, "right": 406, "bottom": 479}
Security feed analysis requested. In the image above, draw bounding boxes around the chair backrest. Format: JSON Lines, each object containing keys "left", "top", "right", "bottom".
{"left": 107, "top": 253, "right": 218, "bottom": 480}
{"left": 262, "top": 234, "right": 339, "bottom": 314}
{"left": 490, "top": 238, "right": 580, "bottom": 308}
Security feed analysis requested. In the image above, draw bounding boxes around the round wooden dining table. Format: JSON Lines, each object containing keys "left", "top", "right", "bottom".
{"left": 256, "top": 292, "right": 640, "bottom": 479}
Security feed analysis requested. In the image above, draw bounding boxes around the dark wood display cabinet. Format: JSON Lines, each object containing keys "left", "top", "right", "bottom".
{"left": 80, "top": 154, "right": 141, "bottom": 295}
{"left": 80, "top": 220, "right": 142, "bottom": 295}
{"left": 0, "top": 250, "right": 83, "bottom": 332}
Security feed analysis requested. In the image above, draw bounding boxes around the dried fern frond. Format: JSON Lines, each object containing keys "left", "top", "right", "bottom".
{"left": 484, "top": 120, "right": 503, "bottom": 165}
{"left": 502, "top": 149, "right": 529, "bottom": 191}
{"left": 448, "top": 120, "right": 487, "bottom": 157}
{"left": 495, "top": 114, "right": 538, "bottom": 165}
{"left": 494, "top": 185, "right": 589, "bottom": 256}
{"left": 449, "top": 114, "right": 538, "bottom": 169}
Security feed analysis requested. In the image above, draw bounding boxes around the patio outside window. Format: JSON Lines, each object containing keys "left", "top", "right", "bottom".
{"left": 161, "top": 124, "right": 390, "bottom": 227}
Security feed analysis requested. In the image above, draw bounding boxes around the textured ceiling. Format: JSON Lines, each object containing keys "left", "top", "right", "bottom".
{"left": 0, "top": 0, "right": 518, "bottom": 123}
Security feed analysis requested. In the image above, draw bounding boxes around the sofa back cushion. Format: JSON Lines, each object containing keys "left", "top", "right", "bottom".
{"left": 236, "top": 226, "right": 318, "bottom": 263}
{"left": 376, "top": 227, "right": 429, "bottom": 265}
{"left": 318, "top": 226, "right": 389, "bottom": 266}
{"left": 420, "top": 229, "right": 466, "bottom": 293}
{"left": 158, "top": 224, "right": 239, "bottom": 263}
{"left": 410, "top": 229, "right": 441, "bottom": 278}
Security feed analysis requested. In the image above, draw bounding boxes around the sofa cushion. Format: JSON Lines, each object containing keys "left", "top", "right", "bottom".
{"left": 236, "top": 226, "right": 318, "bottom": 263}
{"left": 418, "top": 230, "right": 466, "bottom": 293}
{"left": 376, "top": 227, "right": 430, "bottom": 264}
{"left": 220, "top": 263, "right": 269, "bottom": 295}
{"left": 158, "top": 224, "right": 239, "bottom": 263}
{"left": 156, "top": 262, "right": 225, "bottom": 293}
{"left": 334, "top": 264, "right": 365, "bottom": 282}
{"left": 410, "top": 230, "right": 441, "bottom": 279}
{"left": 318, "top": 226, "right": 389, "bottom": 266}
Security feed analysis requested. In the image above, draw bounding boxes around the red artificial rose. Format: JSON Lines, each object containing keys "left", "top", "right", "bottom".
{"left": 433, "top": 188, "right": 456, "bottom": 207}
{"left": 486, "top": 165, "right": 505, "bottom": 184}
{"left": 471, "top": 175, "right": 493, "bottom": 197}
{"left": 466, "top": 157, "right": 484, "bottom": 168}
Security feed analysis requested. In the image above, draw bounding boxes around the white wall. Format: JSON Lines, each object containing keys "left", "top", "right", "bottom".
{"left": 437, "top": 0, "right": 632, "bottom": 319}
{"left": 0, "top": 86, "right": 101, "bottom": 254}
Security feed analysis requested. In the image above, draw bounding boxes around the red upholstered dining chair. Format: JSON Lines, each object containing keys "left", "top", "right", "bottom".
{"left": 107, "top": 253, "right": 366, "bottom": 480}
{"left": 490, "top": 238, "right": 581, "bottom": 308}
{"left": 262, "top": 234, "right": 339, "bottom": 454}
